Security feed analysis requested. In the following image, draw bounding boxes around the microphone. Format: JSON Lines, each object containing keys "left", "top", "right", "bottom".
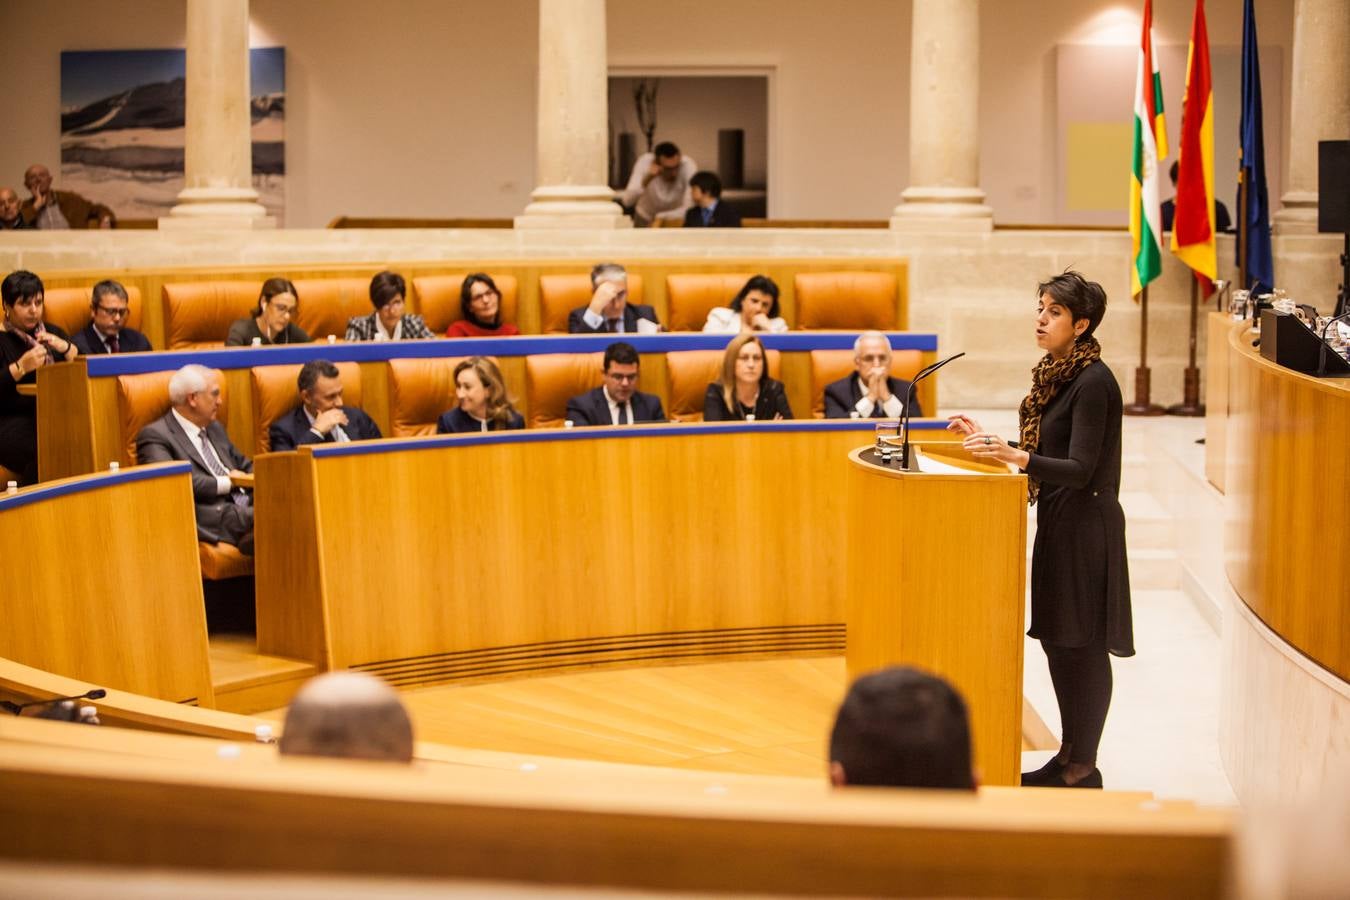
{"left": 900, "top": 352, "right": 965, "bottom": 471}
{"left": 0, "top": 687, "right": 106, "bottom": 715}
{"left": 1317, "top": 310, "right": 1350, "bottom": 376}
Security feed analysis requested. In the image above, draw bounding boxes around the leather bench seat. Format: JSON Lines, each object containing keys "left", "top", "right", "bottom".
{"left": 795, "top": 271, "right": 898, "bottom": 330}
{"left": 808, "top": 348, "right": 924, "bottom": 418}
{"left": 411, "top": 273, "right": 520, "bottom": 335}
{"left": 525, "top": 352, "right": 607, "bottom": 428}
{"left": 250, "top": 361, "right": 364, "bottom": 454}
{"left": 41, "top": 285, "right": 146, "bottom": 339}
{"left": 665, "top": 349, "right": 782, "bottom": 422}
{"left": 290, "top": 277, "right": 374, "bottom": 343}
{"left": 538, "top": 273, "right": 645, "bottom": 334}
{"left": 162, "top": 281, "right": 259, "bottom": 349}
{"left": 664, "top": 273, "right": 754, "bottom": 332}
{"left": 387, "top": 357, "right": 477, "bottom": 436}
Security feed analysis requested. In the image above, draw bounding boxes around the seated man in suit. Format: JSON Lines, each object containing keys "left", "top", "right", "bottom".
{"left": 829, "top": 666, "right": 977, "bottom": 791}
{"left": 683, "top": 171, "right": 742, "bottom": 228}
{"left": 269, "top": 359, "right": 382, "bottom": 451}
{"left": 567, "top": 262, "right": 662, "bottom": 334}
{"left": 71, "top": 280, "right": 153, "bottom": 355}
{"left": 136, "top": 364, "right": 255, "bottom": 555}
{"left": 823, "top": 331, "right": 923, "bottom": 419}
{"left": 565, "top": 341, "right": 666, "bottom": 427}
{"left": 21, "top": 163, "right": 115, "bottom": 229}
{"left": 279, "top": 672, "right": 414, "bottom": 764}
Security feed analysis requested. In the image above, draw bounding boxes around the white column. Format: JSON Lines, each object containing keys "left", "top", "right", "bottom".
{"left": 161, "top": 0, "right": 273, "bottom": 230}
{"left": 891, "top": 0, "right": 993, "bottom": 232}
{"left": 515, "top": 0, "right": 630, "bottom": 229}
{"left": 1273, "top": 0, "right": 1350, "bottom": 234}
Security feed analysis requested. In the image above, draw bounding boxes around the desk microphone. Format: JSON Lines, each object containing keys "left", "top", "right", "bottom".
{"left": 1318, "top": 310, "right": 1350, "bottom": 376}
{"left": 900, "top": 352, "right": 965, "bottom": 471}
{"left": 0, "top": 688, "right": 106, "bottom": 715}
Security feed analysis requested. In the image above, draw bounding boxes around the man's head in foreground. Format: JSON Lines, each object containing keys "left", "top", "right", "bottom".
{"left": 279, "top": 672, "right": 415, "bottom": 763}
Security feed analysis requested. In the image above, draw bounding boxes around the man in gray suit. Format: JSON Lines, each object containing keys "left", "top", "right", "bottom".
{"left": 136, "top": 364, "right": 254, "bottom": 554}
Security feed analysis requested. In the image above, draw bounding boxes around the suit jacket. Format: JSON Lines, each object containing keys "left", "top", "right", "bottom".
{"left": 565, "top": 387, "right": 665, "bottom": 426}
{"left": 344, "top": 312, "right": 434, "bottom": 342}
{"left": 71, "top": 323, "right": 153, "bottom": 355}
{"left": 683, "top": 202, "right": 742, "bottom": 228}
{"left": 269, "top": 405, "right": 382, "bottom": 451}
{"left": 566, "top": 303, "right": 661, "bottom": 334}
{"left": 823, "top": 374, "right": 922, "bottom": 419}
{"left": 20, "top": 190, "right": 116, "bottom": 229}
{"left": 703, "top": 379, "right": 793, "bottom": 421}
{"left": 136, "top": 412, "right": 253, "bottom": 548}
{"left": 436, "top": 406, "right": 525, "bottom": 434}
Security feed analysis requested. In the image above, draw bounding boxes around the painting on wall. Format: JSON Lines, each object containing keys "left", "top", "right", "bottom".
{"left": 60, "top": 48, "right": 285, "bottom": 223}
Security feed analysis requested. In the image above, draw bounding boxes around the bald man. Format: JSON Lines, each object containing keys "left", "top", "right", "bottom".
{"left": 21, "top": 164, "right": 115, "bottom": 229}
{"left": 0, "top": 187, "right": 30, "bottom": 229}
{"left": 278, "top": 672, "right": 415, "bottom": 763}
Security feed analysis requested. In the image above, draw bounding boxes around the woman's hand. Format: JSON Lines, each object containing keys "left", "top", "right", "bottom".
{"left": 946, "top": 414, "right": 982, "bottom": 436}
{"left": 18, "top": 345, "right": 48, "bottom": 374}
{"left": 36, "top": 332, "right": 71, "bottom": 358}
{"left": 750, "top": 312, "right": 773, "bottom": 331}
{"left": 963, "top": 432, "right": 1029, "bottom": 468}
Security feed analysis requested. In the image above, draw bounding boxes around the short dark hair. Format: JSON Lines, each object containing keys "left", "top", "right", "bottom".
{"left": 369, "top": 271, "right": 406, "bottom": 311}
{"left": 603, "top": 341, "right": 640, "bottom": 370}
{"left": 730, "top": 275, "right": 780, "bottom": 319}
{"left": 1, "top": 270, "right": 43, "bottom": 308}
{"left": 1037, "top": 270, "right": 1108, "bottom": 340}
{"left": 460, "top": 273, "right": 502, "bottom": 328}
{"left": 256, "top": 277, "right": 298, "bottom": 316}
{"left": 91, "top": 279, "right": 128, "bottom": 309}
{"left": 690, "top": 170, "right": 722, "bottom": 198}
{"left": 829, "top": 666, "right": 975, "bottom": 791}
{"left": 298, "top": 359, "right": 340, "bottom": 394}
{"left": 653, "top": 142, "right": 680, "bottom": 160}
{"left": 1169, "top": 160, "right": 1179, "bottom": 185}
{"left": 590, "top": 262, "right": 626, "bottom": 290}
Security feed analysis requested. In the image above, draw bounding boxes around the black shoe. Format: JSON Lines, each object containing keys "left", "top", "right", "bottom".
{"left": 1020, "top": 756, "right": 1067, "bottom": 786}
{"left": 1044, "top": 767, "right": 1103, "bottom": 789}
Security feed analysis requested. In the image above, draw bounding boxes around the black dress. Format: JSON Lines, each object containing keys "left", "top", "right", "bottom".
{"left": 0, "top": 323, "right": 74, "bottom": 484}
{"left": 1023, "top": 360, "right": 1134, "bottom": 657}
{"left": 436, "top": 406, "right": 525, "bottom": 434}
{"left": 702, "top": 379, "right": 793, "bottom": 421}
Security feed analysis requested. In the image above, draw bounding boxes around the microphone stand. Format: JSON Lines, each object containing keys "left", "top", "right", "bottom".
{"left": 0, "top": 688, "right": 106, "bottom": 715}
{"left": 899, "top": 352, "right": 965, "bottom": 470}
{"left": 1317, "top": 310, "right": 1350, "bottom": 377}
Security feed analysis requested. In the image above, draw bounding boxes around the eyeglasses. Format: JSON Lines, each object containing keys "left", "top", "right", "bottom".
{"left": 469, "top": 290, "right": 498, "bottom": 302}
{"left": 95, "top": 306, "right": 129, "bottom": 318}
{"left": 606, "top": 372, "right": 639, "bottom": 383}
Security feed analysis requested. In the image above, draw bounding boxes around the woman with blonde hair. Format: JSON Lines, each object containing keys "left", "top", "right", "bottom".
{"left": 702, "top": 333, "right": 792, "bottom": 421}
{"left": 436, "top": 356, "right": 524, "bottom": 433}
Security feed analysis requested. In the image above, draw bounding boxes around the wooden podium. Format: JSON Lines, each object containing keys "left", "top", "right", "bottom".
{"left": 844, "top": 442, "right": 1028, "bottom": 786}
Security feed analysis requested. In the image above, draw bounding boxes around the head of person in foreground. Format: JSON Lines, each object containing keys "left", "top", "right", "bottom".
{"left": 279, "top": 672, "right": 415, "bottom": 763}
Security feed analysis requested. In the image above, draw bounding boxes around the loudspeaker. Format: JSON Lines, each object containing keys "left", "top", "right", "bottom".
{"left": 718, "top": 129, "right": 745, "bottom": 190}
{"left": 1319, "top": 140, "right": 1350, "bottom": 234}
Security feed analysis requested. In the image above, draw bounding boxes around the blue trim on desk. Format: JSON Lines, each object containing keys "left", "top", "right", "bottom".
{"left": 311, "top": 419, "right": 953, "bottom": 459}
{"left": 0, "top": 461, "right": 191, "bottom": 512}
{"left": 84, "top": 332, "right": 940, "bottom": 376}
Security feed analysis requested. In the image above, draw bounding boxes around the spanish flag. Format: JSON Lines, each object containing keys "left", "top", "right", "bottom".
{"left": 1130, "top": 0, "right": 1167, "bottom": 298}
{"left": 1171, "top": 0, "right": 1217, "bottom": 293}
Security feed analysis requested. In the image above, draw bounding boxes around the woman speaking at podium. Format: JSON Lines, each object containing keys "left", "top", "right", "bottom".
{"left": 949, "top": 271, "right": 1133, "bottom": 789}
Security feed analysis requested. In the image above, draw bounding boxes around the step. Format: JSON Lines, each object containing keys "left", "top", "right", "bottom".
{"left": 208, "top": 637, "right": 317, "bottom": 715}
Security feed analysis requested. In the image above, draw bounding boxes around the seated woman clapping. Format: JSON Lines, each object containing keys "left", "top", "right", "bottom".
{"left": 226, "top": 278, "right": 310, "bottom": 346}
{"left": 437, "top": 356, "right": 525, "bottom": 433}
{"left": 445, "top": 274, "right": 521, "bottom": 338}
{"left": 702, "top": 275, "right": 788, "bottom": 334}
{"left": 703, "top": 333, "right": 792, "bottom": 421}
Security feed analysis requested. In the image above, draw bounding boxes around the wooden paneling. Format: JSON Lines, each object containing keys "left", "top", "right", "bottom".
{"left": 35, "top": 358, "right": 95, "bottom": 480}
{"left": 1204, "top": 312, "right": 1235, "bottom": 492}
{"left": 1224, "top": 325, "right": 1350, "bottom": 681}
{"left": 844, "top": 446, "right": 1028, "bottom": 787}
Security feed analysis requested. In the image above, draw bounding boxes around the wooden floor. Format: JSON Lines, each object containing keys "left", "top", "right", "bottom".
{"left": 265, "top": 656, "right": 1054, "bottom": 778}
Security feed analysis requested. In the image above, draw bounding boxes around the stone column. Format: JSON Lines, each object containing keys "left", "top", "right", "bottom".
{"left": 515, "top": 0, "right": 630, "bottom": 229}
{"left": 891, "top": 0, "right": 993, "bottom": 232}
{"left": 1273, "top": 0, "right": 1350, "bottom": 234}
{"left": 161, "top": 0, "right": 273, "bottom": 229}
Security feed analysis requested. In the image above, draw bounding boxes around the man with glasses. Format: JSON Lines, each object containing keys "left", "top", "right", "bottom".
{"left": 619, "top": 141, "right": 698, "bottom": 226}
{"left": 72, "top": 280, "right": 152, "bottom": 355}
{"left": 822, "top": 331, "right": 922, "bottom": 419}
{"left": 565, "top": 341, "right": 666, "bottom": 427}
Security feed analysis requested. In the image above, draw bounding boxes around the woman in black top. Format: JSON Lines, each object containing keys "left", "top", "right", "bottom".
{"left": 436, "top": 356, "right": 525, "bottom": 433}
{"left": 703, "top": 333, "right": 792, "bottom": 422}
{"left": 225, "top": 277, "right": 311, "bottom": 346}
{"left": 1, "top": 270, "right": 79, "bottom": 485}
{"left": 950, "top": 271, "right": 1132, "bottom": 789}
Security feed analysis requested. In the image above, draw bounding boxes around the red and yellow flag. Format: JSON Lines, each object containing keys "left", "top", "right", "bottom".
{"left": 1171, "top": 0, "right": 1217, "bottom": 292}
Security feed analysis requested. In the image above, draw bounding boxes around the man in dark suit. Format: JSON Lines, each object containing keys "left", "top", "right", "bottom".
{"left": 70, "top": 280, "right": 153, "bottom": 355}
{"left": 823, "top": 331, "right": 922, "bottom": 419}
{"left": 565, "top": 341, "right": 666, "bottom": 426}
{"left": 136, "top": 364, "right": 255, "bottom": 554}
{"left": 269, "top": 359, "right": 382, "bottom": 451}
{"left": 683, "top": 171, "right": 742, "bottom": 228}
{"left": 567, "top": 262, "right": 662, "bottom": 334}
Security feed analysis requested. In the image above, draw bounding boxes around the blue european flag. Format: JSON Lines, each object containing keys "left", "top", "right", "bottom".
{"left": 1239, "top": 0, "right": 1274, "bottom": 294}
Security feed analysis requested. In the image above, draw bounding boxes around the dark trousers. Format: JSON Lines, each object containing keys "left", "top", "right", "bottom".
{"left": 1043, "top": 641, "right": 1113, "bottom": 766}
{"left": 0, "top": 414, "right": 38, "bottom": 485}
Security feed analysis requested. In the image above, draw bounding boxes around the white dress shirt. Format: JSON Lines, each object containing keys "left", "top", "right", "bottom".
{"left": 701, "top": 307, "right": 789, "bottom": 334}
{"left": 620, "top": 152, "right": 698, "bottom": 224}
{"left": 374, "top": 316, "right": 403, "bottom": 341}
{"left": 603, "top": 386, "right": 633, "bottom": 426}
{"left": 171, "top": 409, "right": 232, "bottom": 495}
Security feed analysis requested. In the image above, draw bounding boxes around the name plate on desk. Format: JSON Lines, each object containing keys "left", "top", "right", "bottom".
{"left": 1259, "top": 309, "right": 1350, "bottom": 376}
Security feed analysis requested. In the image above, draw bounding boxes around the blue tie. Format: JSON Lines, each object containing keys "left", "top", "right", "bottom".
{"left": 702, "top": 207, "right": 713, "bottom": 226}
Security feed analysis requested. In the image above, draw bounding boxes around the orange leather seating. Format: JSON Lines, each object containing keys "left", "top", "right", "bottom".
{"left": 665, "top": 349, "right": 782, "bottom": 422}
{"left": 525, "top": 352, "right": 608, "bottom": 428}
{"left": 42, "top": 285, "right": 145, "bottom": 339}
{"left": 808, "top": 349, "right": 924, "bottom": 418}
{"left": 250, "top": 361, "right": 364, "bottom": 454}
{"left": 0, "top": 464, "right": 19, "bottom": 485}
{"left": 664, "top": 273, "right": 755, "bottom": 332}
{"left": 387, "top": 357, "right": 475, "bottom": 437}
{"left": 162, "top": 281, "right": 259, "bottom": 349}
{"left": 795, "top": 272, "right": 898, "bottom": 330}
{"left": 290, "top": 278, "right": 373, "bottom": 343}
{"left": 411, "top": 274, "right": 520, "bottom": 335}
{"left": 538, "top": 273, "right": 645, "bottom": 334}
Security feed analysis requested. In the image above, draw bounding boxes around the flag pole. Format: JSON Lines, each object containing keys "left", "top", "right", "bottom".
{"left": 1125, "top": 285, "right": 1165, "bottom": 416}
{"left": 1237, "top": 166, "right": 1250, "bottom": 304}
{"left": 1167, "top": 276, "right": 1206, "bottom": 416}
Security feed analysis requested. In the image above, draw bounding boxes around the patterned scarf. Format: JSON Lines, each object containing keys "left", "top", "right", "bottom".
{"left": 3, "top": 318, "right": 52, "bottom": 365}
{"left": 1017, "top": 336, "right": 1101, "bottom": 505}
